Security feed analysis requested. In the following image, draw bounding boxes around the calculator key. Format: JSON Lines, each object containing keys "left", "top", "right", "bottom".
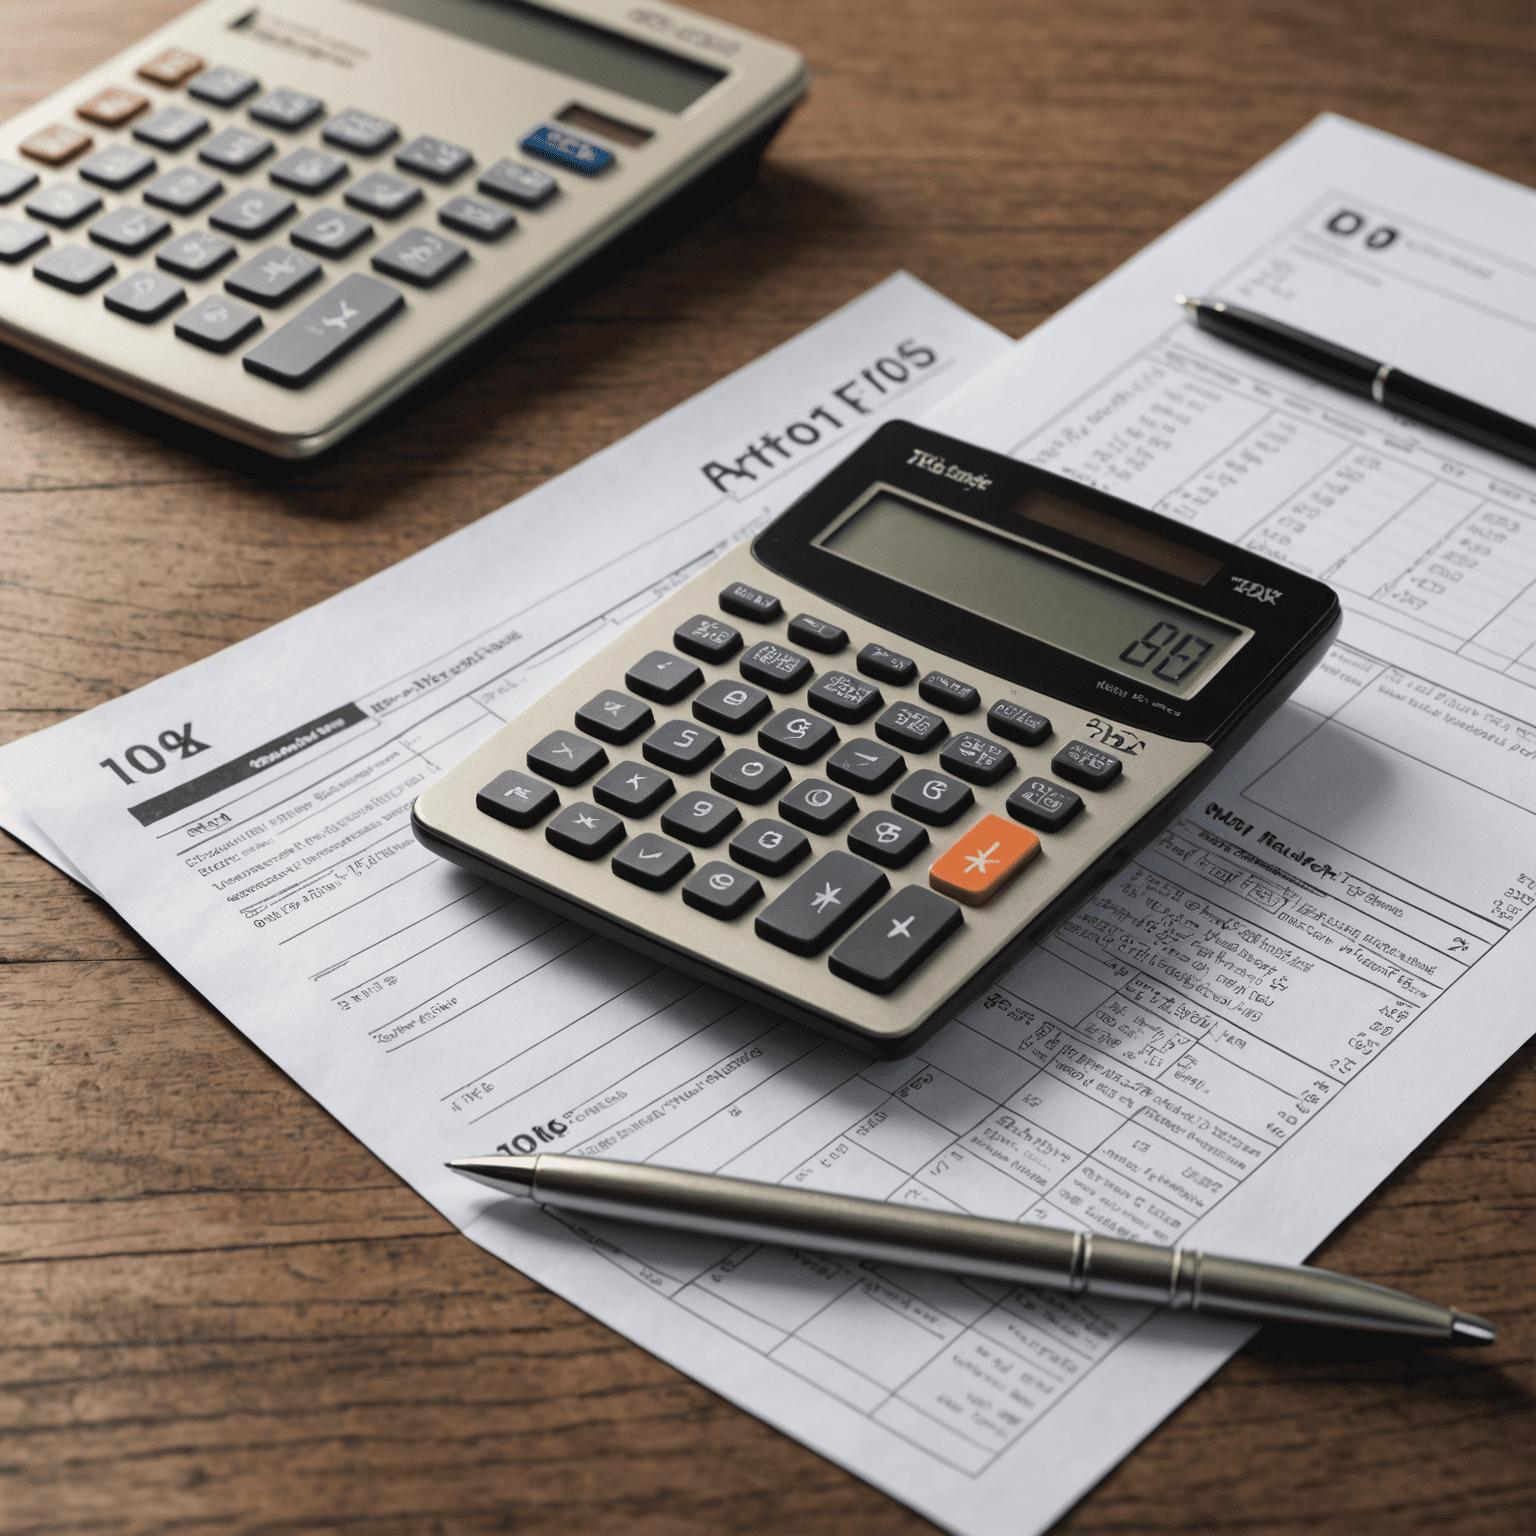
{"left": 175, "top": 293, "right": 262, "bottom": 352}
{"left": 546, "top": 801, "right": 624, "bottom": 860}
{"left": 345, "top": 170, "right": 422, "bottom": 218}
{"left": 144, "top": 165, "right": 222, "bottom": 212}
{"left": 476, "top": 768, "right": 558, "bottom": 828}
{"left": 103, "top": 269, "right": 184, "bottom": 321}
{"left": 478, "top": 158, "right": 558, "bottom": 208}
{"left": 250, "top": 88, "right": 324, "bottom": 130}
{"left": 674, "top": 613, "right": 742, "bottom": 662}
{"left": 79, "top": 145, "right": 155, "bottom": 189}
{"left": 642, "top": 720, "right": 722, "bottom": 775}
{"left": 76, "top": 88, "right": 149, "bottom": 127}
{"left": 19, "top": 125, "right": 92, "bottom": 166}
{"left": 270, "top": 148, "right": 348, "bottom": 194}
{"left": 133, "top": 107, "right": 209, "bottom": 151}
{"left": 1005, "top": 776, "right": 1083, "bottom": 833}
{"left": 189, "top": 66, "right": 259, "bottom": 108}
{"left": 439, "top": 194, "right": 516, "bottom": 240}
{"left": 592, "top": 759, "right": 673, "bottom": 816}
{"left": 371, "top": 226, "right": 466, "bottom": 287}
{"left": 199, "top": 127, "right": 274, "bottom": 173}
{"left": 291, "top": 207, "right": 373, "bottom": 256}
{"left": 729, "top": 819, "right": 810, "bottom": 876}
{"left": 397, "top": 134, "right": 473, "bottom": 181}
{"left": 805, "top": 670, "right": 882, "bottom": 724}
{"left": 988, "top": 700, "right": 1052, "bottom": 747}
{"left": 521, "top": 123, "right": 614, "bottom": 176}
{"left": 787, "top": 614, "right": 848, "bottom": 653}
{"left": 740, "top": 640, "right": 813, "bottom": 693}
{"left": 875, "top": 702, "right": 949, "bottom": 752}
{"left": 0, "top": 217, "right": 48, "bottom": 263}
{"left": 857, "top": 642, "right": 917, "bottom": 686}
{"left": 891, "top": 769, "right": 974, "bottom": 826}
{"left": 156, "top": 230, "right": 233, "bottom": 276}
{"left": 682, "top": 861, "right": 761, "bottom": 920}
{"left": 928, "top": 813, "right": 1040, "bottom": 907}
{"left": 758, "top": 708, "right": 837, "bottom": 765}
{"left": 137, "top": 48, "right": 204, "bottom": 87}
{"left": 711, "top": 749, "right": 790, "bottom": 805}
{"left": 755, "top": 851, "right": 889, "bottom": 957}
{"left": 829, "top": 886, "right": 964, "bottom": 994}
{"left": 693, "top": 680, "right": 769, "bottom": 732}
{"left": 324, "top": 109, "right": 399, "bottom": 154}
{"left": 210, "top": 189, "right": 295, "bottom": 238}
{"left": 1052, "top": 740, "right": 1123, "bottom": 790}
{"left": 719, "top": 581, "right": 781, "bottom": 622}
{"left": 826, "top": 738, "right": 905, "bottom": 793}
{"left": 241, "top": 272, "right": 403, "bottom": 386}
{"left": 26, "top": 184, "right": 102, "bottom": 228}
{"left": 919, "top": 671, "right": 979, "bottom": 713}
{"left": 778, "top": 778, "right": 857, "bottom": 834}
{"left": 33, "top": 243, "right": 115, "bottom": 293}
{"left": 526, "top": 729, "right": 607, "bottom": 785}
{"left": 225, "top": 246, "right": 321, "bottom": 306}
{"left": 938, "top": 732, "right": 1016, "bottom": 787}
{"left": 661, "top": 791, "right": 740, "bottom": 846}
{"left": 88, "top": 206, "right": 169, "bottom": 255}
{"left": 0, "top": 161, "right": 40, "bottom": 203}
{"left": 626, "top": 650, "right": 704, "bottom": 704}
{"left": 613, "top": 834, "right": 693, "bottom": 891}
{"left": 846, "top": 810, "right": 929, "bottom": 868}
{"left": 575, "top": 689, "right": 654, "bottom": 744}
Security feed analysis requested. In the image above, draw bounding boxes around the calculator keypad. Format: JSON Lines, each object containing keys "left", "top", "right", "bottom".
{"left": 250, "top": 89, "right": 324, "bottom": 131}
{"left": 323, "top": 110, "right": 399, "bottom": 154}
{"left": 89, "top": 205, "right": 169, "bottom": 254}
{"left": 26, "top": 184, "right": 102, "bottom": 227}
{"left": 682, "top": 862, "right": 760, "bottom": 919}
{"left": 575, "top": 689, "right": 653, "bottom": 743}
{"left": 546, "top": 802, "right": 624, "bottom": 859}
{"left": 758, "top": 707, "right": 836, "bottom": 764}
{"left": 661, "top": 791, "right": 740, "bottom": 846}
{"left": 34, "top": 243, "right": 114, "bottom": 291}
{"left": 711, "top": 749, "right": 791, "bottom": 804}
{"left": 240, "top": 273, "right": 403, "bottom": 385}
{"left": 79, "top": 145, "right": 155, "bottom": 190}
{"left": 144, "top": 165, "right": 222, "bottom": 211}
{"left": 175, "top": 293, "right": 261, "bottom": 351}
{"left": 0, "top": 161, "right": 41, "bottom": 202}
{"left": 210, "top": 189, "right": 294, "bottom": 237}
{"left": 693, "top": 679, "right": 769, "bottom": 732}
{"left": 345, "top": 170, "right": 421, "bottom": 218}
{"left": 613, "top": 834, "right": 692, "bottom": 891}
{"left": 593, "top": 760, "right": 672, "bottom": 816}
{"left": 0, "top": 217, "right": 49, "bottom": 263}
{"left": 891, "top": 769, "right": 973, "bottom": 826}
{"left": 828, "top": 887, "right": 963, "bottom": 994}
{"left": 103, "top": 269, "right": 182, "bottom": 320}
{"left": 756, "top": 851, "right": 889, "bottom": 956}
{"left": 199, "top": 127, "right": 273, "bottom": 173}
{"left": 730, "top": 819, "right": 810, "bottom": 876}
{"left": 225, "top": 246, "right": 320, "bottom": 306}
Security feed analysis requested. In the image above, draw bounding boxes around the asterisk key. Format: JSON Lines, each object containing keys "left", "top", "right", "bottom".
{"left": 964, "top": 841, "right": 1001, "bottom": 875}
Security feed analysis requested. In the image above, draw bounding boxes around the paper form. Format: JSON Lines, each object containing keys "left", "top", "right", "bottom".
{"left": 5, "top": 117, "right": 1535, "bottom": 1534}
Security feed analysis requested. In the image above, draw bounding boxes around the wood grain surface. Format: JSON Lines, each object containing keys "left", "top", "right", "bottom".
{"left": 3, "top": 1, "right": 1534, "bottom": 1532}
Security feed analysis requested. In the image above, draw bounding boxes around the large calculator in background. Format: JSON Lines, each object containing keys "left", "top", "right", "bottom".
{"left": 0, "top": 0, "right": 806, "bottom": 457}
{"left": 413, "top": 423, "right": 1341, "bottom": 1057}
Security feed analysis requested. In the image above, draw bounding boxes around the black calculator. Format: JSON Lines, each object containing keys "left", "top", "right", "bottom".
{"left": 413, "top": 422, "right": 1340, "bottom": 1055}
{"left": 0, "top": 0, "right": 806, "bottom": 456}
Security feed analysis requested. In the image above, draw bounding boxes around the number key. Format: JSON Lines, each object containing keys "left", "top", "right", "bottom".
{"left": 592, "top": 759, "right": 673, "bottom": 816}
{"left": 778, "top": 778, "right": 857, "bottom": 834}
{"left": 826, "top": 737, "right": 905, "bottom": 792}
{"left": 527, "top": 729, "right": 607, "bottom": 785}
{"left": 545, "top": 801, "right": 624, "bottom": 859}
{"left": 575, "top": 689, "right": 653, "bottom": 743}
{"left": 660, "top": 790, "right": 741, "bottom": 846}
{"left": 729, "top": 818, "right": 810, "bottom": 876}
{"left": 681, "top": 861, "right": 762, "bottom": 920}
{"left": 758, "top": 707, "right": 837, "bottom": 764}
{"left": 846, "top": 810, "right": 928, "bottom": 868}
{"left": 626, "top": 650, "right": 704, "bottom": 704}
{"left": 642, "top": 720, "right": 721, "bottom": 774}
{"left": 710, "top": 748, "right": 791, "bottom": 804}
{"left": 891, "top": 769, "right": 974, "bottom": 826}
{"left": 693, "top": 679, "right": 770, "bottom": 732}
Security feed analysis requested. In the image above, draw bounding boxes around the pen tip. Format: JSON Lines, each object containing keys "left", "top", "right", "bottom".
{"left": 1449, "top": 1311, "right": 1497, "bottom": 1345}
{"left": 1175, "top": 293, "right": 1197, "bottom": 315}
{"left": 446, "top": 1154, "right": 539, "bottom": 1196}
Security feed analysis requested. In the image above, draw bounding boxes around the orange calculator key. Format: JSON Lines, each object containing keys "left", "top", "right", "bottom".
{"left": 928, "top": 813, "right": 1040, "bottom": 907}
{"left": 137, "top": 48, "right": 205, "bottom": 86}
{"left": 19, "top": 123, "right": 92, "bottom": 164}
{"left": 77, "top": 87, "right": 149, "bottom": 126}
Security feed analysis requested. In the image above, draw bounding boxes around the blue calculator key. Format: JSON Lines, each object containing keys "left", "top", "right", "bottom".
{"left": 681, "top": 861, "right": 761, "bottom": 920}
{"left": 520, "top": 124, "right": 614, "bottom": 176}
{"left": 478, "top": 158, "right": 557, "bottom": 208}
{"left": 371, "top": 227, "right": 465, "bottom": 287}
{"left": 476, "top": 769, "right": 558, "bottom": 828}
{"left": 188, "top": 66, "right": 259, "bottom": 108}
{"left": 241, "top": 273, "right": 404, "bottom": 387}
{"left": 546, "top": 801, "right": 624, "bottom": 860}
{"left": 250, "top": 88, "right": 324, "bottom": 130}
{"left": 613, "top": 834, "right": 692, "bottom": 892}
{"left": 33, "top": 243, "right": 115, "bottom": 292}
{"left": 175, "top": 293, "right": 262, "bottom": 352}
{"left": 0, "top": 216, "right": 48, "bottom": 263}
{"left": 103, "top": 270, "right": 184, "bottom": 321}
{"left": 0, "top": 160, "right": 40, "bottom": 203}
{"left": 291, "top": 208, "right": 373, "bottom": 257}
{"left": 132, "top": 106, "right": 208, "bottom": 150}
{"left": 79, "top": 145, "right": 155, "bottom": 190}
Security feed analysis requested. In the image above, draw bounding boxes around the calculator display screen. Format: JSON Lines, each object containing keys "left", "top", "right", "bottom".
{"left": 360, "top": 0, "right": 727, "bottom": 112}
{"left": 818, "top": 492, "right": 1245, "bottom": 696}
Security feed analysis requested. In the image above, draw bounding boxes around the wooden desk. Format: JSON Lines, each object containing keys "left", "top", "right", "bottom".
{"left": 4, "top": 2, "right": 1533, "bottom": 1530}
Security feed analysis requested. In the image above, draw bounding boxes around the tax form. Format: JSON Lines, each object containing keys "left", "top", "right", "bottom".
{"left": 3, "top": 112, "right": 1534, "bottom": 1533}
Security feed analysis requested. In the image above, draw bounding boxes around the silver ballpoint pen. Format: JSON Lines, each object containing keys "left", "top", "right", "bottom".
{"left": 449, "top": 1153, "right": 1496, "bottom": 1344}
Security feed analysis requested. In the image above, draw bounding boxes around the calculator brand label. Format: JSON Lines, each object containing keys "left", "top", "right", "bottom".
{"left": 1230, "top": 576, "right": 1283, "bottom": 604}
{"left": 230, "top": 9, "right": 369, "bottom": 69}
{"left": 905, "top": 447, "right": 994, "bottom": 491}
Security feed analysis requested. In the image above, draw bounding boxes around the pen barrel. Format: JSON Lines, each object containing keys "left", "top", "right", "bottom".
{"left": 1382, "top": 371, "right": 1536, "bottom": 470}
{"left": 529, "top": 1155, "right": 1079, "bottom": 1289}
{"left": 1192, "top": 303, "right": 1380, "bottom": 396}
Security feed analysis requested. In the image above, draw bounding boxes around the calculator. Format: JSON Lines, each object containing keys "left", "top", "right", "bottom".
{"left": 0, "top": 0, "right": 806, "bottom": 458}
{"left": 412, "top": 422, "right": 1340, "bottom": 1056}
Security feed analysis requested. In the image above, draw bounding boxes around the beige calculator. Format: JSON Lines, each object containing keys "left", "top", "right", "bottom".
{"left": 413, "top": 423, "right": 1341, "bottom": 1056}
{"left": 0, "top": 0, "right": 806, "bottom": 457}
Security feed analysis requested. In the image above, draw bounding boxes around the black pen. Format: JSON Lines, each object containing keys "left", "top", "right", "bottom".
{"left": 1176, "top": 295, "right": 1536, "bottom": 471}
